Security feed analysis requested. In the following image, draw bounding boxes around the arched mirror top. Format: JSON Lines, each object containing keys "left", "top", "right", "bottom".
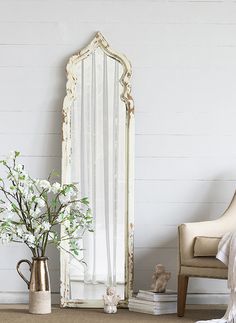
{"left": 63, "top": 32, "right": 134, "bottom": 119}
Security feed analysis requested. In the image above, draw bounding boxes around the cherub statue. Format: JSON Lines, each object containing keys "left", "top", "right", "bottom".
{"left": 151, "top": 264, "right": 171, "bottom": 293}
{"left": 103, "top": 287, "right": 120, "bottom": 314}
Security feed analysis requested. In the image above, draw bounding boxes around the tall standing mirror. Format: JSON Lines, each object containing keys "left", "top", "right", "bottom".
{"left": 61, "top": 32, "right": 134, "bottom": 307}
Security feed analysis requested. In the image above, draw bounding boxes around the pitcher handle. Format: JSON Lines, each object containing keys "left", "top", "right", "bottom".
{"left": 16, "top": 259, "right": 32, "bottom": 289}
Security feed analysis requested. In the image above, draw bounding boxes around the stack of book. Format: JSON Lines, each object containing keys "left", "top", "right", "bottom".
{"left": 128, "top": 290, "right": 177, "bottom": 315}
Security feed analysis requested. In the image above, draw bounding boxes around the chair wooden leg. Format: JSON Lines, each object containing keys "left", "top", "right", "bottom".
{"left": 177, "top": 274, "right": 189, "bottom": 317}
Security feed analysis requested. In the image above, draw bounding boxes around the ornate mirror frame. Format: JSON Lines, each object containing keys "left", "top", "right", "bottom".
{"left": 60, "top": 32, "right": 134, "bottom": 307}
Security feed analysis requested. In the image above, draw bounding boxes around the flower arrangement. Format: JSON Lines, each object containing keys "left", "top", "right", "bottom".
{"left": 0, "top": 151, "right": 93, "bottom": 257}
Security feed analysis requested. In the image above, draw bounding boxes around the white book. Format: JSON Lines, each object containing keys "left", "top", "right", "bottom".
{"left": 129, "top": 297, "right": 176, "bottom": 310}
{"left": 137, "top": 289, "right": 177, "bottom": 302}
{"left": 128, "top": 303, "right": 176, "bottom": 311}
{"left": 129, "top": 306, "right": 177, "bottom": 315}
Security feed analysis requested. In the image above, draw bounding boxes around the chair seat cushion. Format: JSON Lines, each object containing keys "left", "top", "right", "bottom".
{"left": 180, "top": 264, "right": 228, "bottom": 278}
{"left": 194, "top": 236, "right": 221, "bottom": 257}
{"left": 183, "top": 256, "right": 226, "bottom": 268}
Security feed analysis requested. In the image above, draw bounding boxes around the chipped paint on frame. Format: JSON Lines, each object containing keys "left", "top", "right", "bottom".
{"left": 61, "top": 32, "right": 135, "bottom": 308}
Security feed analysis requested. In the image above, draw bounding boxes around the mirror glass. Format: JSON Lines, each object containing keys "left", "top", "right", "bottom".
{"left": 70, "top": 47, "right": 126, "bottom": 301}
{"left": 61, "top": 33, "right": 134, "bottom": 307}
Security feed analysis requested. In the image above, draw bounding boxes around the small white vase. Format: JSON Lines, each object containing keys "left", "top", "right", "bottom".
{"left": 29, "top": 291, "right": 51, "bottom": 314}
{"left": 104, "top": 305, "right": 117, "bottom": 314}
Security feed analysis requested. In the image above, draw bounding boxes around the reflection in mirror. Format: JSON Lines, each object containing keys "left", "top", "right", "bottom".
{"left": 70, "top": 48, "right": 126, "bottom": 301}
{"left": 61, "top": 33, "right": 134, "bottom": 307}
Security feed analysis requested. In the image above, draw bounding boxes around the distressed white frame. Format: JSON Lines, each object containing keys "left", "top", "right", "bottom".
{"left": 61, "top": 32, "right": 134, "bottom": 308}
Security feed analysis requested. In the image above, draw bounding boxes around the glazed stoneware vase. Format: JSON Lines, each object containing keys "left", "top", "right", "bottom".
{"left": 17, "top": 257, "right": 51, "bottom": 314}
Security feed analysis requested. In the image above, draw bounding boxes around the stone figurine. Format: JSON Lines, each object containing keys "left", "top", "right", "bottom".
{"left": 151, "top": 264, "right": 171, "bottom": 293}
{"left": 103, "top": 287, "right": 120, "bottom": 314}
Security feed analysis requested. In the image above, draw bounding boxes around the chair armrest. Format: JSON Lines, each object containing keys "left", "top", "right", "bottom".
{"left": 179, "top": 217, "right": 236, "bottom": 264}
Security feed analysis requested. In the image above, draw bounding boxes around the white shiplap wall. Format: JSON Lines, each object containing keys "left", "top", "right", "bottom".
{"left": 0, "top": 0, "right": 235, "bottom": 303}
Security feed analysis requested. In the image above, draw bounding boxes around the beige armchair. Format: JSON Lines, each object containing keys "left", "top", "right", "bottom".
{"left": 178, "top": 192, "right": 236, "bottom": 317}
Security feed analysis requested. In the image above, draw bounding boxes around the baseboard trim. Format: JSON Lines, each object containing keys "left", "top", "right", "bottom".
{"left": 0, "top": 292, "right": 60, "bottom": 304}
{"left": 187, "top": 293, "right": 229, "bottom": 305}
{"left": 0, "top": 292, "right": 229, "bottom": 305}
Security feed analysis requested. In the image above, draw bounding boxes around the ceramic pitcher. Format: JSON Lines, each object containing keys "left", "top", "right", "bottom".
{"left": 17, "top": 257, "right": 51, "bottom": 314}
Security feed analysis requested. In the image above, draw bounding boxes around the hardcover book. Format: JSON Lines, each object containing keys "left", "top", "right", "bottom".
{"left": 137, "top": 290, "right": 177, "bottom": 302}
{"left": 128, "top": 290, "right": 177, "bottom": 315}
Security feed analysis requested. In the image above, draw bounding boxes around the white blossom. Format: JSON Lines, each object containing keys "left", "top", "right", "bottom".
{"left": 16, "top": 164, "right": 24, "bottom": 172}
{"left": 0, "top": 233, "right": 10, "bottom": 244}
{"left": 64, "top": 205, "right": 71, "bottom": 215}
{"left": 39, "top": 180, "right": 51, "bottom": 191}
{"left": 51, "top": 182, "right": 61, "bottom": 194}
{"left": 3, "top": 211, "right": 14, "bottom": 220}
{"left": 41, "top": 222, "right": 51, "bottom": 231}
{"left": 16, "top": 226, "right": 25, "bottom": 237}
{"left": 25, "top": 192, "right": 34, "bottom": 202}
{"left": 34, "top": 197, "right": 45, "bottom": 208}
{"left": 59, "top": 194, "right": 71, "bottom": 204}
{"left": 64, "top": 220, "right": 71, "bottom": 228}
{"left": 30, "top": 210, "right": 39, "bottom": 219}
{"left": 0, "top": 151, "right": 92, "bottom": 257}
{"left": 57, "top": 213, "right": 66, "bottom": 223}
{"left": 68, "top": 187, "right": 77, "bottom": 198}
{"left": 6, "top": 151, "right": 15, "bottom": 162}
{"left": 31, "top": 220, "right": 39, "bottom": 231}
{"left": 24, "top": 233, "right": 35, "bottom": 246}
{"left": 5, "top": 203, "right": 13, "bottom": 212}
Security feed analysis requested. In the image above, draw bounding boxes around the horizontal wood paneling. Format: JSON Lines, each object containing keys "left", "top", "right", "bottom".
{"left": 0, "top": 45, "right": 73, "bottom": 67}
{"left": 0, "top": 112, "right": 61, "bottom": 133}
{"left": 135, "top": 225, "right": 177, "bottom": 248}
{"left": 0, "top": 0, "right": 235, "bottom": 301}
{"left": 0, "top": 22, "right": 60, "bottom": 44}
{"left": 136, "top": 157, "right": 236, "bottom": 180}
{"left": 134, "top": 202, "right": 227, "bottom": 225}
{"left": 2, "top": 44, "right": 236, "bottom": 70}
{"left": 0, "top": 292, "right": 60, "bottom": 304}
{"left": 14, "top": 156, "right": 61, "bottom": 178}
{"left": 0, "top": 134, "right": 61, "bottom": 156}
{"left": 134, "top": 269, "right": 229, "bottom": 293}
{"left": 0, "top": 89, "right": 64, "bottom": 112}
{"left": 0, "top": 1, "right": 235, "bottom": 24}
{"left": 0, "top": 244, "right": 59, "bottom": 292}
{"left": 136, "top": 110, "right": 236, "bottom": 135}
{"left": 0, "top": 67, "right": 64, "bottom": 87}
{"left": 136, "top": 135, "right": 236, "bottom": 157}
{"left": 0, "top": 244, "right": 59, "bottom": 270}
{"left": 134, "top": 248, "right": 178, "bottom": 271}
{"left": 1, "top": 21, "right": 236, "bottom": 46}
{"left": 135, "top": 180, "right": 236, "bottom": 203}
{"left": 0, "top": 269, "right": 59, "bottom": 292}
